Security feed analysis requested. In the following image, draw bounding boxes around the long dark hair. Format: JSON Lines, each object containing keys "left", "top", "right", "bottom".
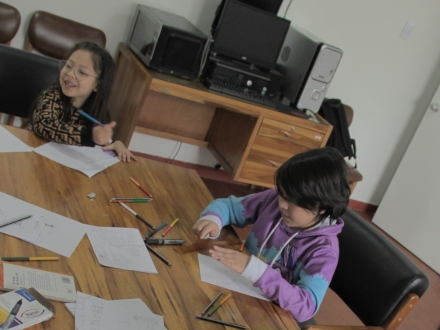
{"left": 57, "top": 42, "right": 115, "bottom": 123}
{"left": 276, "top": 148, "right": 350, "bottom": 222}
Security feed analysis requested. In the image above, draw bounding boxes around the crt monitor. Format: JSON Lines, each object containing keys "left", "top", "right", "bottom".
{"left": 211, "top": 0, "right": 290, "bottom": 71}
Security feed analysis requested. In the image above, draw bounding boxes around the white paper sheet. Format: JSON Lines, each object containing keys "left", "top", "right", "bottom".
{"left": 198, "top": 254, "right": 269, "bottom": 301}
{"left": 74, "top": 292, "right": 166, "bottom": 330}
{"left": 33, "top": 142, "right": 119, "bottom": 177}
{"left": 87, "top": 226, "right": 158, "bottom": 274}
{"left": 0, "top": 192, "right": 86, "bottom": 257}
{"left": 0, "top": 125, "right": 33, "bottom": 153}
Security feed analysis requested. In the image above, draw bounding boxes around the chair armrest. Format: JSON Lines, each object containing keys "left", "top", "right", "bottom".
{"left": 346, "top": 160, "right": 363, "bottom": 182}
{"left": 302, "top": 326, "right": 383, "bottom": 330}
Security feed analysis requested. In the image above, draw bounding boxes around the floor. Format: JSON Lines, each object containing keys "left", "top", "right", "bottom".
{"left": 134, "top": 153, "right": 440, "bottom": 329}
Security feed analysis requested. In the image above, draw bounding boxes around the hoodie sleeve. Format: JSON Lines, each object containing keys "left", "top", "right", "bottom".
{"left": 243, "top": 244, "right": 339, "bottom": 323}
{"left": 196, "top": 189, "right": 277, "bottom": 236}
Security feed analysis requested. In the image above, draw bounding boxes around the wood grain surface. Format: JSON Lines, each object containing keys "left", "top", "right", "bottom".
{"left": 0, "top": 125, "right": 299, "bottom": 330}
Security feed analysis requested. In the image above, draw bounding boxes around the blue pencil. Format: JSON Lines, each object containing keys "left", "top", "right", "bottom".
{"left": 77, "top": 110, "right": 105, "bottom": 127}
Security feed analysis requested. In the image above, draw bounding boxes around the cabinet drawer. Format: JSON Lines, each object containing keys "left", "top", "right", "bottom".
{"left": 239, "top": 136, "right": 309, "bottom": 187}
{"left": 258, "top": 118, "right": 324, "bottom": 148}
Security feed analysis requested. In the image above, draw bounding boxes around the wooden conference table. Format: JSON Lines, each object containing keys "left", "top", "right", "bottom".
{"left": 0, "top": 125, "right": 299, "bottom": 330}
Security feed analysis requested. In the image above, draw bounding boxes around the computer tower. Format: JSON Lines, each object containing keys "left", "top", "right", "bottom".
{"left": 276, "top": 25, "right": 343, "bottom": 113}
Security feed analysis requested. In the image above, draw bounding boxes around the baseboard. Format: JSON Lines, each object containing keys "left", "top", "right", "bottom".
{"left": 348, "top": 199, "right": 378, "bottom": 214}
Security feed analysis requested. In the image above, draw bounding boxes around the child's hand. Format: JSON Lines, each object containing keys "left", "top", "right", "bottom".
{"left": 209, "top": 245, "right": 250, "bottom": 274}
{"left": 92, "top": 121, "right": 116, "bottom": 145}
{"left": 102, "top": 140, "right": 138, "bottom": 163}
{"left": 192, "top": 219, "right": 219, "bottom": 239}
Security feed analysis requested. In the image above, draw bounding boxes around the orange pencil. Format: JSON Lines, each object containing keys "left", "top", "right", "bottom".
{"left": 130, "top": 177, "right": 153, "bottom": 198}
{"left": 239, "top": 241, "right": 245, "bottom": 252}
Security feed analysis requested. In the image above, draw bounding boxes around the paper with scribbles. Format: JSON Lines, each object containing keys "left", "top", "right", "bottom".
{"left": 198, "top": 253, "right": 269, "bottom": 300}
{"left": 87, "top": 226, "right": 157, "bottom": 274}
{"left": 74, "top": 291, "right": 167, "bottom": 330}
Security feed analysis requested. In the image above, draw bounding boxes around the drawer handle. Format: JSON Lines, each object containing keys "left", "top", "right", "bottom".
{"left": 267, "top": 160, "right": 279, "bottom": 167}
{"left": 282, "top": 131, "right": 290, "bottom": 137}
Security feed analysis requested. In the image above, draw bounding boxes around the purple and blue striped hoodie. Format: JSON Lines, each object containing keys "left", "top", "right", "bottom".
{"left": 198, "top": 188, "right": 344, "bottom": 322}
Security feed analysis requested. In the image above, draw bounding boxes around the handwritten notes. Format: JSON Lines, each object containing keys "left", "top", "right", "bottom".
{"left": 73, "top": 292, "right": 167, "bottom": 330}
{"left": 0, "top": 125, "right": 33, "bottom": 153}
{"left": 33, "top": 142, "right": 119, "bottom": 177}
{"left": 198, "top": 254, "right": 269, "bottom": 301}
{"left": 0, "top": 192, "right": 86, "bottom": 257}
{"left": 87, "top": 226, "right": 158, "bottom": 274}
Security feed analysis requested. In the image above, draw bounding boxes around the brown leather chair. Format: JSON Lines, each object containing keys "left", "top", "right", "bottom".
{"left": 25, "top": 11, "right": 106, "bottom": 60}
{"left": 343, "top": 104, "right": 363, "bottom": 192}
{"left": 0, "top": 2, "right": 20, "bottom": 45}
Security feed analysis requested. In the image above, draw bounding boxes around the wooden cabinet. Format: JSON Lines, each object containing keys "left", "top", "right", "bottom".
{"left": 108, "top": 43, "right": 332, "bottom": 188}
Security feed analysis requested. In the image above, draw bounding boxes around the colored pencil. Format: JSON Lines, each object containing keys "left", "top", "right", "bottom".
{"left": 119, "top": 202, "right": 154, "bottom": 229}
{"left": 110, "top": 198, "right": 152, "bottom": 201}
{"left": 130, "top": 177, "right": 153, "bottom": 198}
{"left": 0, "top": 214, "right": 32, "bottom": 228}
{"left": 162, "top": 218, "right": 179, "bottom": 237}
{"left": 145, "top": 243, "right": 172, "bottom": 266}
{"left": 240, "top": 242, "right": 245, "bottom": 252}
{"left": 110, "top": 199, "right": 151, "bottom": 203}
{"left": 196, "top": 315, "right": 247, "bottom": 329}
{"left": 201, "top": 292, "right": 222, "bottom": 316}
{"left": 144, "top": 222, "right": 168, "bottom": 239}
{"left": 1, "top": 257, "right": 59, "bottom": 261}
{"left": 77, "top": 110, "right": 104, "bottom": 127}
{"left": 207, "top": 293, "right": 231, "bottom": 316}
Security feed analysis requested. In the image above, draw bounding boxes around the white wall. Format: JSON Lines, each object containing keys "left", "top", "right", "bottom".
{"left": 4, "top": 0, "right": 440, "bottom": 206}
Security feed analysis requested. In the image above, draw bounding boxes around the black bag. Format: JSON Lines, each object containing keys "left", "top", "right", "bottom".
{"left": 318, "top": 99, "right": 357, "bottom": 162}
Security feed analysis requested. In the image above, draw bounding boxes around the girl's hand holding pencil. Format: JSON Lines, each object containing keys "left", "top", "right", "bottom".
{"left": 92, "top": 121, "right": 116, "bottom": 145}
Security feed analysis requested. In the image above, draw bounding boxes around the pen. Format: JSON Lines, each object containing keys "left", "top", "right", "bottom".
{"left": 2, "top": 299, "right": 22, "bottom": 329}
{"left": 201, "top": 292, "right": 222, "bottom": 316}
{"left": 1, "top": 257, "right": 59, "bottom": 261}
{"left": 196, "top": 315, "right": 246, "bottom": 329}
{"left": 207, "top": 293, "right": 232, "bottom": 316}
{"left": 162, "top": 218, "right": 179, "bottom": 237}
{"left": 77, "top": 110, "right": 104, "bottom": 127}
{"left": 0, "top": 214, "right": 32, "bottom": 228}
{"left": 145, "top": 239, "right": 184, "bottom": 245}
{"left": 110, "top": 199, "right": 151, "bottom": 203}
{"left": 145, "top": 243, "right": 172, "bottom": 266}
{"left": 144, "top": 222, "right": 168, "bottom": 239}
{"left": 118, "top": 202, "right": 154, "bottom": 229}
{"left": 130, "top": 177, "right": 153, "bottom": 198}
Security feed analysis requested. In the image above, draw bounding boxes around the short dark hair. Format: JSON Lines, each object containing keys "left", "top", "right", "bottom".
{"left": 276, "top": 148, "right": 350, "bottom": 222}
{"left": 58, "top": 42, "right": 115, "bottom": 123}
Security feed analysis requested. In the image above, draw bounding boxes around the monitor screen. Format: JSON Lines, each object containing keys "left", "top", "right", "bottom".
{"left": 211, "top": 0, "right": 290, "bottom": 70}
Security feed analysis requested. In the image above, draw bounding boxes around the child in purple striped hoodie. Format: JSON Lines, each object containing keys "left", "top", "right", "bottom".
{"left": 192, "top": 148, "right": 350, "bottom": 322}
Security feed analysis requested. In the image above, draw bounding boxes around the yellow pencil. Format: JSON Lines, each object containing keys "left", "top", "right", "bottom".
{"left": 1, "top": 257, "right": 59, "bottom": 261}
{"left": 162, "top": 218, "right": 179, "bottom": 237}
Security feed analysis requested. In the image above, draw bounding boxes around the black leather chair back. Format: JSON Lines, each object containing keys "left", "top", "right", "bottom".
{"left": 331, "top": 208, "right": 429, "bottom": 326}
{"left": 0, "top": 44, "right": 60, "bottom": 119}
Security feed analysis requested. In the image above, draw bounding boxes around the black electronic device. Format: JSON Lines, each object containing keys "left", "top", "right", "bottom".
{"left": 203, "top": 56, "right": 283, "bottom": 107}
{"left": 237, "top": 0, "right": 283, "bottom": 13}
{"left": 210, "top": 0, "right": 290, "bottom": 71}
{"left": 127, "top": 4, "right": 208, "bottom": 80}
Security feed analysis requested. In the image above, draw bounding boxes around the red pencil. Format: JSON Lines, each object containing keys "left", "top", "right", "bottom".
{"left": 130, "top": 177, "right": 153, "bottom": 198}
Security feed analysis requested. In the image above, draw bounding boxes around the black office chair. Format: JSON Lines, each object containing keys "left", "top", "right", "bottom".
{"left": 0, "top": 43, "right": 60, "bottom": 126}
{"left": 302, "top": 208, "right": 429, "bottom": 330}
{"left": 0, "top": 1, "right": 20, "bottom": 45}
